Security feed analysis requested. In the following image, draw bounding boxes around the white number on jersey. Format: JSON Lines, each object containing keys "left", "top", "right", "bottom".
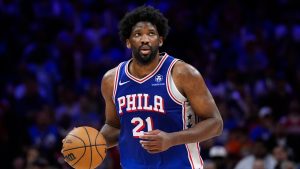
{"left": 131, "top": 117, "right": 154, "bottom": 137}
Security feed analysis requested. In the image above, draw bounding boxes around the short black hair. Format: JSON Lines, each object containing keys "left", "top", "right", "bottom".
{"left": 118, "top": 5, "right": 170, "bottom": 43}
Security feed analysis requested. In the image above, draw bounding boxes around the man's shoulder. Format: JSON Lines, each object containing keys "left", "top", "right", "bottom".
{"left": 103, "top": 67, "right": 117, "bottom": 79}
{"left": 104, "top": 61, "right": 127, "bottom": 78}
{"left": 101, "top": 62, "right": 125, "bottom": 95}
{"left": 172, "top": 60, "right": 199, "bottom": 77}
{"left": 171, "top": 59, "right": 204, "bottom": 91}
{"left": 102, "top": 62, "right": 123, "bottom": 83}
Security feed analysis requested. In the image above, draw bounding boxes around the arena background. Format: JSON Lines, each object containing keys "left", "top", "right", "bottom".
{"left": 0, "top": 0, "right": 300, "bottom": 169}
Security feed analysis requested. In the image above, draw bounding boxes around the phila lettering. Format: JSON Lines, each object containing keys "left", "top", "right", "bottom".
{"left": 117, "top": 93, "right": 165, "bottom": 114}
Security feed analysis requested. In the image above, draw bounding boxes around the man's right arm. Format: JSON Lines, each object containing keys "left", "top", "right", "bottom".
{"left": 100, "top": 67, "right": 120, "bottom": 148}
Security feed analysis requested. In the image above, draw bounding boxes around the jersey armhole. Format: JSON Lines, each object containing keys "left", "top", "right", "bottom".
{"left": 166, "top": 59, "right": 187, "bottom": 104}
{"left": 112, "top": 62, "right": 123, "bottom": 103}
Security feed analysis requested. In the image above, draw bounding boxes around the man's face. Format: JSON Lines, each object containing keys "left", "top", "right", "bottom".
{"left": 126, "top": 21, "right": 163, "bottom": 65}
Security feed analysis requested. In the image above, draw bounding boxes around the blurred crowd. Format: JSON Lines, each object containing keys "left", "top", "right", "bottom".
{"left": 0, "top": 0, "right": 300, "bottom": 169}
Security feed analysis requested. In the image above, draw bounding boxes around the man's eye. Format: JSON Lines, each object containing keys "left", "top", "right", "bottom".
{"left": 134, "top": 33, "right": 140, "bottom": 37}
{"left": 149, "top": 32, "right": 155, "bottom": 36}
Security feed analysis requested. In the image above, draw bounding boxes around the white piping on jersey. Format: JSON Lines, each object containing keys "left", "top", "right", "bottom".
{"left": 183, "top": 102, "right": 204, "bottom": 169}
{"left": 166, "top": 59, "right": 187, "bottom": 104}
{"left": 112, "top": 62, "right": 123, "bottom": 103}
{"left": 125, "top": 53, "right": 168, "bottom": 84}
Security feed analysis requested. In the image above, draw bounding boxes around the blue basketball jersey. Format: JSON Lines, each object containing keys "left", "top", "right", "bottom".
{"left": 113, "top": 53, "right": 203, "bottom": 169}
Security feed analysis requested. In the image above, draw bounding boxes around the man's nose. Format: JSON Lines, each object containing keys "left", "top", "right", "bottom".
{"left": 140, "top": 34, "right": 150, "bottom": 43}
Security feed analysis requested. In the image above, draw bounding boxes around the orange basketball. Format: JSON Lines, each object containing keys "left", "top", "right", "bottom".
{"left": 61, "top": 126, "right": 107, "bottom": 169}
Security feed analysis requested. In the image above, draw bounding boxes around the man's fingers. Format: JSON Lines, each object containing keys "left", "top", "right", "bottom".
{"left": 140, "top": 140, "right": 157, "bottom": 146}
{"left": 144, "top": 129, "right": 160, "bottom": 135}
{"left": 141, "top": 143, "right": 160, "bottom": 153}
{"left": 141, "top": 144, "right": 156, "bottom": 149}
{"left": 139, "top": 135, "right": 156, "bottom": 140}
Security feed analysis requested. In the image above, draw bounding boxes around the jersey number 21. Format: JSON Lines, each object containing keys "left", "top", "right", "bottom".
{"left": 131, "top": 117, "right": 154, "bottom": 137}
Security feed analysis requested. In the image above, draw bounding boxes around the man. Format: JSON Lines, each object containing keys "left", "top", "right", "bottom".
{"left": 234, "top": 139, "right": 276, "bottom": 169}
{"left": 100, "top": 5, "right": 223, "bottom": 169}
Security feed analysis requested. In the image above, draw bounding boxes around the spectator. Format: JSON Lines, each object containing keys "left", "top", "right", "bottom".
{"left": 252, "top": 158, "right": 265, "bottom": 169}
{"left": 0, "top": 0, "right": 299, "bottom": 168}
{"left": 209, "top": 145, "right": 229, "bottom": 169}
{"left": 234, "top": 139, "right": 276, "bottom": 169}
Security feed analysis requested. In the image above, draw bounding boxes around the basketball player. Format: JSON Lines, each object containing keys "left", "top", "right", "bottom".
{"left": 100, "top": 5, "right": 223, "bottom": 169}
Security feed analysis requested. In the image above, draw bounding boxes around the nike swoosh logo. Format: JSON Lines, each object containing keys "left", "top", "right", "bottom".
{"left": 119, "top": 80, "right": 130, "bottom": 86}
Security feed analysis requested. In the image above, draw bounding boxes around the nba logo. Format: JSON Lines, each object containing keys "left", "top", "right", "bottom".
{"left": 155, "top": 74, "right": 163, "bottom": 83}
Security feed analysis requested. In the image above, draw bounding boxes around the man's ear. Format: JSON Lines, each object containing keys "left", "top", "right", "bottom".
{"left": 126, "top": 39, "right": 131, "bottom": 49}
{"left": 159, "top": 37, "right": 163, "bottom": 47}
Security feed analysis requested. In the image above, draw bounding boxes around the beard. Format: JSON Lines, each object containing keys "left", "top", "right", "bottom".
{"left": 132, "top": 45, "right": 159, "bottom": 65}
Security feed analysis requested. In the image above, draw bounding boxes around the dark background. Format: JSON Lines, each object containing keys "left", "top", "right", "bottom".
{"left": 0, "top": 0, "right": 300, "bottom": 169}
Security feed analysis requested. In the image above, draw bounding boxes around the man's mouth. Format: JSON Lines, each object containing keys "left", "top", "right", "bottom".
{"left": 140, "top": 49, "right": 151, "bottom": 55}
{"left": 140, "top": 46, "right": 151, "bottom": 55}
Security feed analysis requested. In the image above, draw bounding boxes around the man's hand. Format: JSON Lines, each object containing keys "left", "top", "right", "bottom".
{"left": 139, "top": 129, "right": 174, "bottom": 153}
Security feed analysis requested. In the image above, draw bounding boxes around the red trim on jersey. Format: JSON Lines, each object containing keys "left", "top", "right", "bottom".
{"left": 186, "top": 145, "right": 196, "bottom": 169}
{"left": 166, "top": 59, "right": 182, "bottom": 105}
{"left": 197, "top": 143, "right": 204, "bottom": 165}
{"left": 183, "top": 102, "right": 195, "bottom": 169}
{"left": 125, "top": 53, "right": 168, "bottom": 84}
{"left": 183, "top": 101, "right": 187, "bottom": 131}
{"left": 113, "top": 63, "right": 122, "bottom": 102}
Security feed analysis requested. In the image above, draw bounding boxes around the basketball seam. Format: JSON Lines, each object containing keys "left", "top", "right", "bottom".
{"left": 95, "top": 132, "right": 104, "bottom": 161}
{"left": 64, "top": 134, "right": 87, "bottom": 167}
{"left": 62, "top": 144, "right": 106, "bottom": 152}
{"left": 84, "top": 127, "right": 93, "bottom": 169}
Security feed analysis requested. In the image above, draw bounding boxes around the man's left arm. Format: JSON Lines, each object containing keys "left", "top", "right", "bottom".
{"left": 140, "top": 61, "right": 223, "bottom": 153}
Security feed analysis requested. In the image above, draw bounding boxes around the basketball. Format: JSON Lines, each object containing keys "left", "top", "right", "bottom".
{"left": 61, "top": 126, "right": 107, "bottom": 169}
